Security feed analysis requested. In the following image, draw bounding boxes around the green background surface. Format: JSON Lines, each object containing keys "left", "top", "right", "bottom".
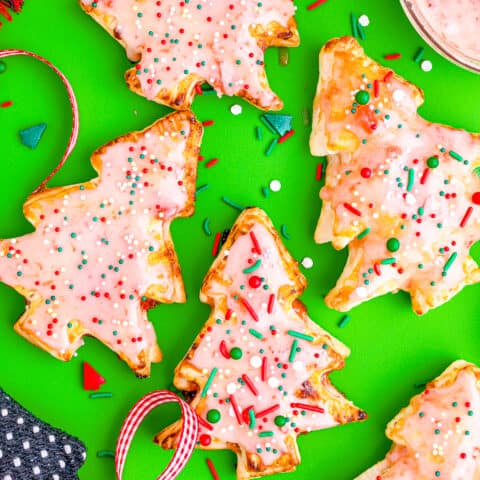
{"left": 0, "top": 1, "right": 479, "bottom": 479}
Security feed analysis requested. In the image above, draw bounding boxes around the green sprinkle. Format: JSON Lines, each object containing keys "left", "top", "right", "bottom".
{"left": 222, "top": 196, "right": 244, "bottom": 211}
{"left": 289, "top": 339, "right": 299, "bottom": 362}
{"left": 249, "top": 409, "right": 256, "bottom": 430}
{"left": 97, "top": 450, "right": 115, "bottom": 458}
{"left": 206, "top": 409, "right": 221, "bottom": 423}
{"left": 243, "top": 259, "right": 262, "bottom": 274}
{"left": 259, "top": 115, "right": 277, "bottom": 135}
{"left": 449, "top": 150, "right": 463, "bottom": 162}
{"left": 230, "top": 347, "right": 243, "bottom": 360}
{"left": 407, "top": 168, "right": 415, "bottom": 192}
{"left": 249, "top": 328, "right": 264, "bottom": 339}
{"left": 287, "top": 330, "right": 314, "bottom": 342}
{"left": 256, "top": 126, "right": 263, "bottom": 140}
{"left": 381, "top": 257, "right": 397, "bottom": 265}
{"left": 387, "top": 237, "right": 400, "bottom": 252}
{"left": 357, "top": 228, "right": 371, "bottom": 240}
{"left": 350, "top": 12, "right": 359, "bottom": 38}
{"left": 427, "top": 156, "right": 439, "bottom": 169}
{"left": 355, "top": 90, "right": 370, "bottom": 105}
{"left": 262, "top": 186, "right": 270, "bottom": 197}
{"left": 265, "top": 138, "right": 278, "bottom": 156}
{"left": 413, "top": 47, "right": 425, "bottom": 63}
{"left": 274, "top": 415, "right": 288, "bottom": 427}
{"left": 201, "top": 367, "right": 218, "bottom": 397}
{"left": 443, "top": 252, "right": 457, "bottom": 274}
{"left": 258, "top": 431, "right": 274, "bottom": 438}
{"left": 280, "top": 224, "right": 290, "bottom": 240}
{"left": 203, "top": 218, "right": 212, "bottom": 236}
{"left": 357, "top": 21, "right": 366, "bottom": 40}
{"left": 195, "top": 184, "right": 210, "bottom": 194}
{"left": 338, "top": 315, "right": 351, "bottom": 328}
{"left": 89, "top": 392, "right": 113, "bottom": 399}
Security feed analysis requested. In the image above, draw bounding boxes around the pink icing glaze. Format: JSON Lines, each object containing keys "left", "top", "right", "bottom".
{"left": 80, "top": 0, "right": 297, "bottom": 108}
{"left": 316, "top": 42, "right": 480, "bottom": 310}
{"left": 379, "top": 369, "right": 480, "bottom": 479}
{"left": 412, "top": 0, "right": 480, "bottom": 60}
{"left": 185, "top": 219, "right": 360, "bottom": 470}
{"left": 0, "top": 115, "right": 196, "bottom": 372}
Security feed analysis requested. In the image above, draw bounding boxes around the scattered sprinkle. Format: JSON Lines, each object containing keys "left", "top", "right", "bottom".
{"left": 205, "top": 158, "right": 219, "bottom": 168}
{"left": 230, "top": 104, "right": 242, "bottom": 116}
{"left": 203, "top": 218, "right": 212, "bottom": 236}
{"left": 301, "top": 257, "right": 313, "bottom": 269}
{"left": 265, "top": 138, "right": 278, "bottom": 156}
{"left": 338, "top": 315, "right": 351, "bottom": 328}
{"left": 256, "top": 126, "right": 263, "bottom": 140}
{"left": 307, "top": 0, "right": 328, "bottom": 10}
{"left": 278, "top": 129, "right": 295, "bottom": 144}
{"left": 280, "top": 224, "right": 290, "bottom": 240}
{"left": 269, "top": 180, "right": 282, "bottom": 192}
{"left": 206, "top": 458, "right": 220, "bottom": 480}
{"left": 421, "top": 60, "right": 433, "bottom": 72}
{"left": 414, "top": 47, "right": 425, "bottom": 63}
{"left": 89, "top": 392, "right": 113, "bottom": 399}
{"left": 196, "top": 184, "right": 210, "bottom": 195}
{"left": 202, "top": 120, "right": 214, "bottom": 127}
{"left": 1, "top": 100, "right": 13, "bottom": 108}
{"left": 212, "top": 232, "right": 222, "bottom": 256}
{"left": 358, "top": 14, "right": 370, "bottom": 27}
{"left": 222, "top": 196, "right": 244, "bottom": 211}
{"left": 384, "top": 53, "right": 402, "bottom": 60}
{"left": 97, "top": 451, "right": 115, "bottom": 458}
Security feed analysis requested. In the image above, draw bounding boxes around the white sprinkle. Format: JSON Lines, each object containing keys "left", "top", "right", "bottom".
{"left": 269, "top": 180, "right": 281, "bottom": 192}
{"left": 250, "top": 356, "right": 262, "bottom": 368}
{"left": 268, "top": 377, "right": 279, "bottom": 388}
{"left": 358, "top": 14, "right": 370, "bottom": 27}
{"left": 230, "top": 104, "right": 242, "bottom": 115}
{"left": 421, "top": 60, "right": 432, "bottom": 72}
{"left": 301, "top": 257, "right": 314, "bottom": 269}
{"left": 226, "top": 383, "right": 237, "bottom": 394}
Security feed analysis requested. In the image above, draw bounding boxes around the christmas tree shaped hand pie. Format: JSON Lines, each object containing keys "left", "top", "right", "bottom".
{"left": 310, "top": 37, "right": 480, "bottom": 315}
{"left": 355, "top": 361, "right": 480, "bottom": 480}
{"left": 0, "top": 110, "right": 202, "bottom": 377}
{"left": 79, "top": 0, "right": 299, "bottom": 111}
{"left": 156, "top": 208, "right": 366, "bottom": 479}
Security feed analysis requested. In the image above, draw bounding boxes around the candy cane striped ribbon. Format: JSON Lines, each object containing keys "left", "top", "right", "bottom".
{"left": 0, "top": 49, "right": 79, "bottom": 193}
{"left": 115, "top": 391, "right": 199, "bottom": 480}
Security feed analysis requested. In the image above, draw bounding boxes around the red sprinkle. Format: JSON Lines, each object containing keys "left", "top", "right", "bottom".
{"left": 225, "top": 308, "right": 233, "bottom": 320}
{"left": 384, "top": 53, "right": 402, "bottom": 60}
{"left": 420, "top": 168, "right": 430, "bottom": 185}
{"left": 472, "top": 192, "right": 480, "bottom": 205}
{"left": 249, "top": 231, "right": 262, "bottom": 254}
{"left": 255, "top": 404, "right": 280, "bottom": 418}
{"left": 212, "top": 232, "right": 222, "bottom": 256}
{"left": 198, "top": 414, "right": 214, "bottom": 431}
{"left": 267, "top": 293, "right": 275, "bottom": 314}
{"left": 202, "top": 120, "right": 214, "bottom": 127}
{"left": 206, "top": 459, "right": 220, "bottom": 480}
{"left": 290, "top": 402, "right": 325, "bottom": 413}
{"left": 343, "top": 202, "right": 362, "bottom": 216}
{"left": 242, "top": 374, "right": 258, "bottom": 396}
{"left": 261, "top": 357, "right": 267, "bottom": 381}
{"left": 219, "top": 340, "right": 230, "bottom": 359}
{"left": 229, "top": 395, "right": 243, "bottom": 425}
{"left": 383, "top": 70, "right": 394, "bottom": 82}
{"left": 205, "top": 158, "right": 218, "bottom": 168}
{"left": 306, "top": 0, "right": 328, "bottom": 10}
{"left": 373, "top": 79, "right": 379, "bottom": 98}
{"left": 460, "top": 206, "right": 473, "bottom": 228}
{"left": 316, "top": 163, "right": 323, "bottom": 181}
{"left": 195, "top": 84, "right": 203, "bottom": 95}
{"left": 277, "top": 129, "right": 295, "bottom": 144}
{"left": 239, "top": 296, "right": 258, "bottom": 321}
{"left": 1, "top": 101, "right": 13, "bottom": 108}
{"left": 374, "top": 263, "right": 382, "bottom": 276}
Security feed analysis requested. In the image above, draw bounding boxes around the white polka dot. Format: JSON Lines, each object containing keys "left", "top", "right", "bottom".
{"left": 40, "top": 449, "right": 48, "bottom": 458}
{"left": 59, "top": 460, "right": 66, "bottom": 469}
{"left": 421, "top": 60, "right": 432, "bottom": 72}
{"left": 226, "top": 383, "right": 237, "bottom": 394}
{"left": 32, "top": 466, "right": 41, "bottom": 475}
{"left": 23, "top": 441, "right": 30, "bottom": 450}
{"left": 32, "top": 425, "right": 40, "bottom": 433}
{"left": 405, "top": 193, "right": 416, "bottom": 205}
{"left": 268, "top": 377, "right": 279, "bottom": 388}
{"left": 392, "top": 89, "right": 405, "bottom": 102}
{"left": 269, "top": 180, "right": 281, "bottom": 192}
{"left": 0, "top": 449, "right": 2, "bottom": 459}
{"left": 6, "top": 432, "right": 12, "bottom": 441}
{"left": 53, "top": 475, "right": 60, "bottom": 480}
{"left": 250, "top": 356, "right": 262, "bottom": 368}
{"left": 16, "top": 417, "right": 24, "bottom": 425}
{"left": 64, "top": 444, "right": 72, "bottom": 454}
{"left": 1, "top": 409, "right": 8, "bottom": 417}
{"left": 230, "top": 104, "right": 242, "bottom": 115}
{"left": 301, "top": 257, "right": 314, "bottom": 269}
{"left": 4, "top": 475, "right": 12, "bottom": 480}
{"left": 358, "top": 14, "right": 370, "bottom": 27}
{"left": 48, "top": 435, "right": 56, "bottom": 443}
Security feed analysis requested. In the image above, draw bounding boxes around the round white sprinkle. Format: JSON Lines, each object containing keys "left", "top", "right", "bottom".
{"left": 226, "top": 383, "right": 237, "bottom": 394}
{"left": 250, "top": 356, "right": 262, "bottom": 368}
{"left": 268, "top": 377, "right": 279, "bottom": 388}
{"left": 421, "top": 60, "right": 432, "bottom": 72}
{"left": 301, "top": 257, "right": 314, "bottom": 269}
{"left": 269, "top": 180, "right": 281, "bottom": 192}
{"left": 358, "top": 14, "right": 370, "bottom": 27}
{"left": 230, "top": 104, "right": 242, "bottom": 115}
{"left": 355, "top": 286, "right": 368, "bottom": 298}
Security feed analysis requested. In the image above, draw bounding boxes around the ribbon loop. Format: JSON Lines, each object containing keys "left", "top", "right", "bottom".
{"left": 0, "top": 49, "right": 79, "bottom": 193}
{"left": 115, "top": 391, "right": 199, "bottom": 480}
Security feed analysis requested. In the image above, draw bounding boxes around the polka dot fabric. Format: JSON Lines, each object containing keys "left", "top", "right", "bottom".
{"left": 0, "top": 389, "right": 86, "bottom": 479}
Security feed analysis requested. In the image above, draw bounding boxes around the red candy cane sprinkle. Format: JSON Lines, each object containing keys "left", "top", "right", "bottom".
{"left": 249, "top": 231, "right": 262, "bottom": 254}
{"left": 239, "top": 296, "right": 258, "bottom": 321}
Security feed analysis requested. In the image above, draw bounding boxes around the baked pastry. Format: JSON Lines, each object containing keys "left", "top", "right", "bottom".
{"left": 79, "top": 0, "right": 299, "bottom": 111}
{"left": 155, "top": 207, "right": 366, "bottom": 479}
{"left": 355, "top": 360, "right": 480, "bottom": 480}
{"left": 310, "top": 36, "right": 480, "bottom": 315}
{"left": 0, "top": 387, "right": 87, "bottom": 480}
{"left": 0, "top": 110, "right": 202, "bottom": 377}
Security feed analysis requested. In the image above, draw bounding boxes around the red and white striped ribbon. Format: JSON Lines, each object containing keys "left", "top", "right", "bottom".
{"left": 0, "top": 49, "right": 79, "bottom": 193}
{"left": 115, "top": 390, "right": 199, "bottom": 480}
